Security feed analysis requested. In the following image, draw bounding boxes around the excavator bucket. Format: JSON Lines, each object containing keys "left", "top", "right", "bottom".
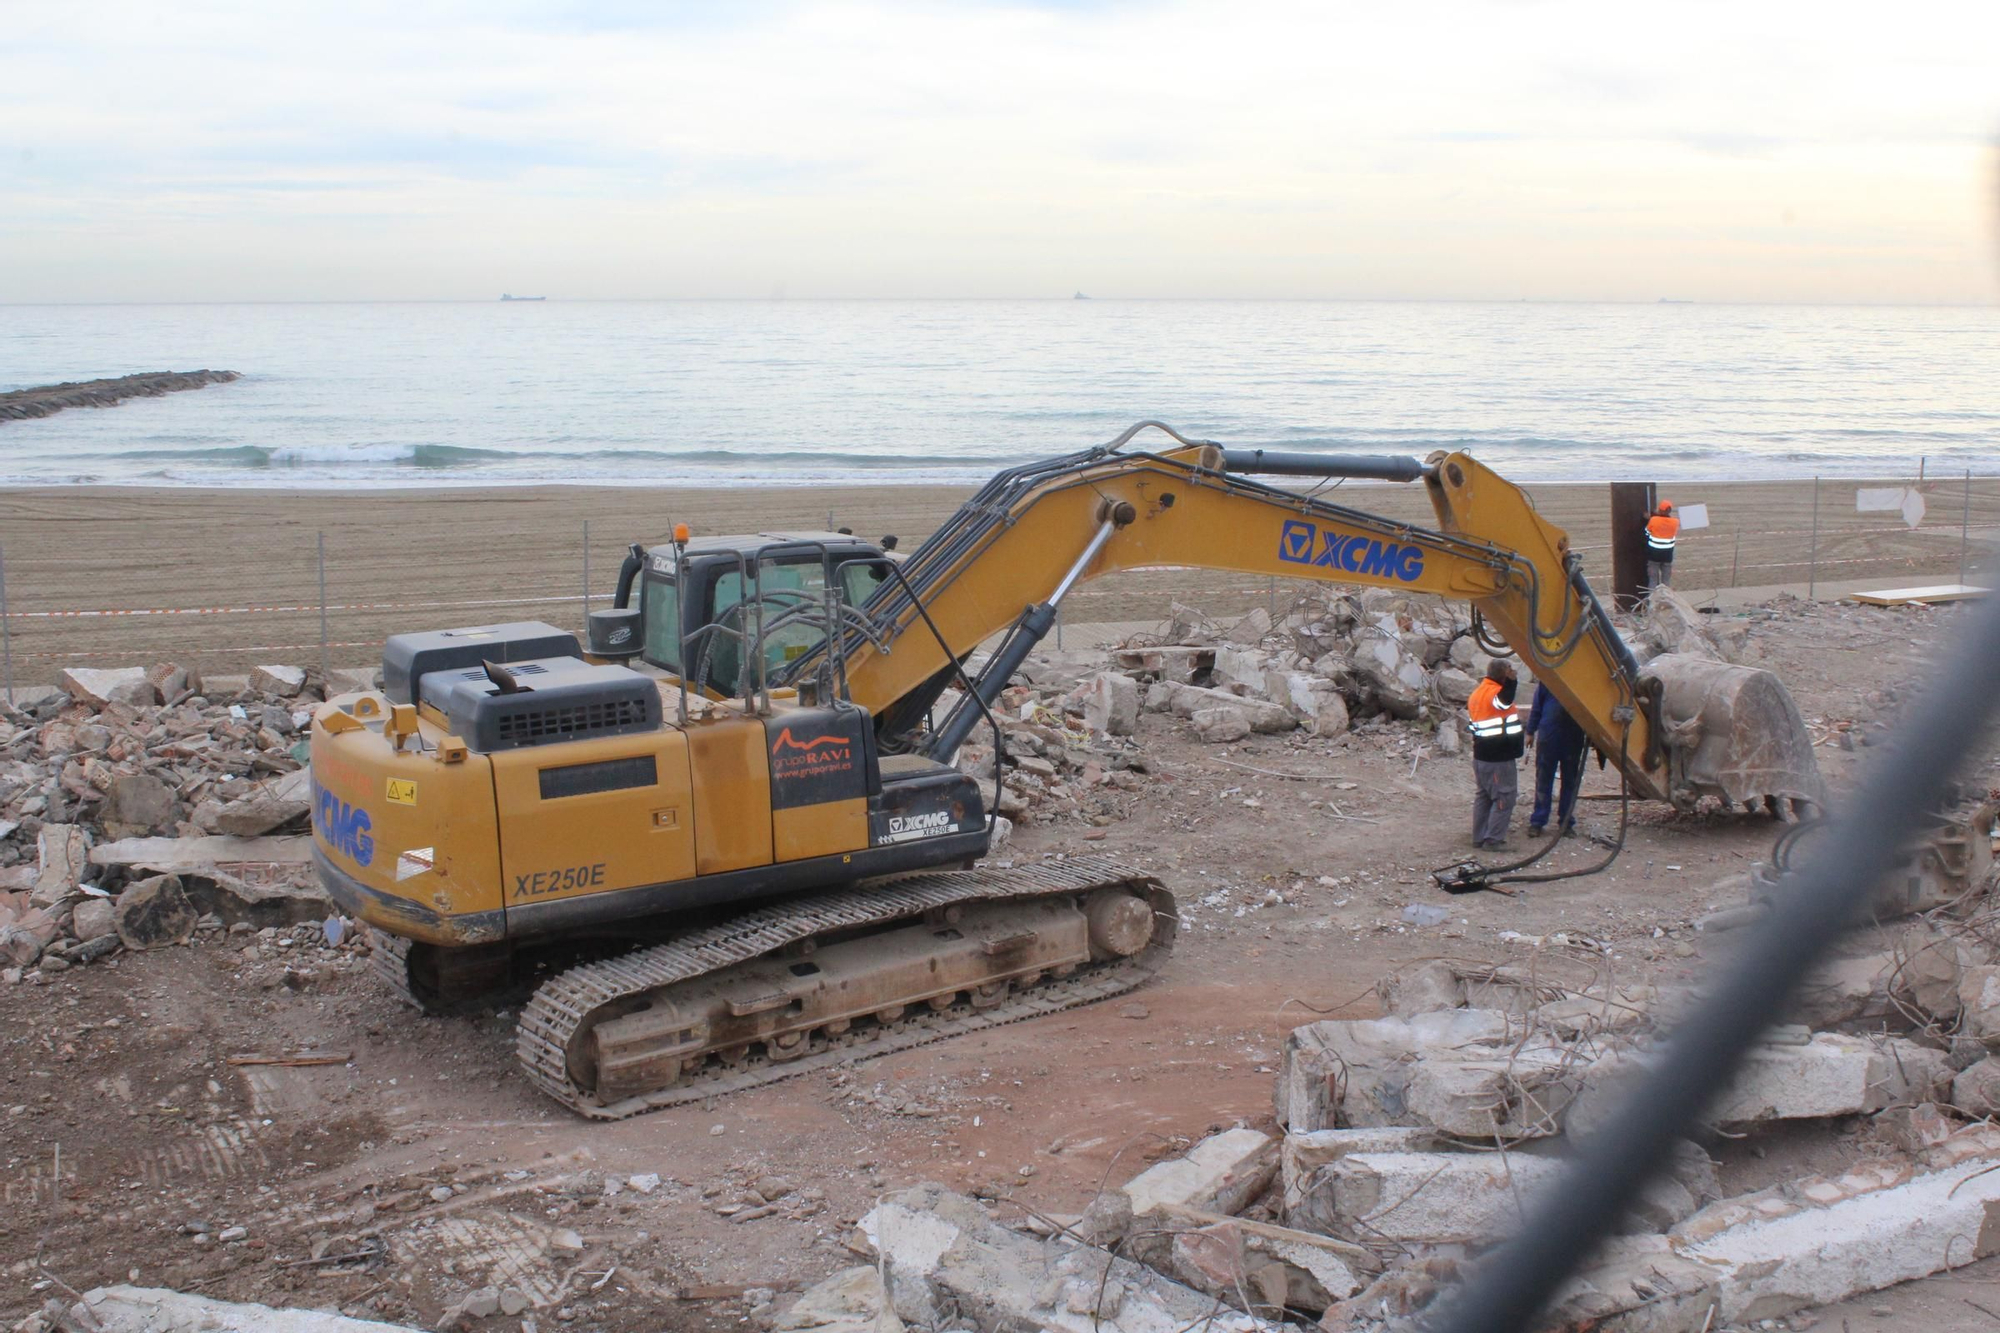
{"left": 1640, "top": 653, "right": 1826, "bottom": 816}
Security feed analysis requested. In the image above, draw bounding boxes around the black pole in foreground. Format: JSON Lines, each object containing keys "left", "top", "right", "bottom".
{"left": 1428, "top": 586, "right": 2000, "bottom": 1333}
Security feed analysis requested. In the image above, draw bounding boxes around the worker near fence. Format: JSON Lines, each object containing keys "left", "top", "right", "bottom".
{"left": 1466, "top": 659, "right": 1525, "bottom": 850}
{"left": 1645, "top": 501, "right": 1679, "bottom": 589}
{"left": 1525, "top": 681, "right": 1588, "bottom": 838}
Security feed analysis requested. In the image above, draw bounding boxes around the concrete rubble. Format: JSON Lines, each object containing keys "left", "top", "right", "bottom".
{"left": 820, "top": 846, "right": 2000, "bottom": 1333}
{"left": 22, "top": 1285, "right": 422, "bottom": 1332}
{"left": 0, "top": 662, "right": 335, "bottom": 981}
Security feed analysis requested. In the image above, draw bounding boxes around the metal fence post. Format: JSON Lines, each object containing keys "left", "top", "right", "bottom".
{"left": 1807, "top": 477, "right": 1820, "bottom": 599}
{"left": 317, "top": 532, "right": 330, "bottom": 685}
{"left": 583, "top": 519, "right": 592, "bottom": 619}
{"left": 1961, "top": 469, "right": 1973, "bottom": 588}
{"left": 0, "top": 544, "right": 12, "bottom": 708}
{"left": 1730, "top": 531, "right": 1740, "bottom": 589}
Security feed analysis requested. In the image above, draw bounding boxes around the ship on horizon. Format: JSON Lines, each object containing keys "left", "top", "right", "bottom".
{"left": 500, "top": 293, "right": 546, "bottom": 302}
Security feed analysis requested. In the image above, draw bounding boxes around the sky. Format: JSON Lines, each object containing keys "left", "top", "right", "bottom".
{"left": 4, "top": 1, "right": 1997, "bottom": 304}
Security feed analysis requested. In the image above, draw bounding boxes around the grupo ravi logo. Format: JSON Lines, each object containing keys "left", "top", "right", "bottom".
{"left": 1279, "top": 519, "right": 1425, "bottom": 583}
{"left": 770, "top": 726, "right": 854, "bottom": 780}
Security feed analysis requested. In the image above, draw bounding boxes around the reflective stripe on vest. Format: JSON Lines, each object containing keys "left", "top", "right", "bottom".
{"left": 1646, "top": 516, "right": 1679, "bottom": 552}
{"left": 1466, "top": 714, "right": 1524, "bottom": 738}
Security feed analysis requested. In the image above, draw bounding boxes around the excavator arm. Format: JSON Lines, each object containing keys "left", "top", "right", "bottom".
{"left": 795, "top": 423, "right": 1674, "bottom": 801}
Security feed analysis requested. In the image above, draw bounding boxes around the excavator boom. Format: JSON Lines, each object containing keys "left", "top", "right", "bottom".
{"left": 794, "top": 422, "right": 1821, "bottom": 813}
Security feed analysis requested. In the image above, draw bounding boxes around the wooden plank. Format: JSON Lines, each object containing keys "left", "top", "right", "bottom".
{"left": 1849, "top": 584, "right": 1991, "bottom": 606}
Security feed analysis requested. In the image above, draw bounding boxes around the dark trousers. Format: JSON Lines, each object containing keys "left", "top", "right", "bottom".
{"left": 1530, "top": 741, "right": 1585, "bottom": 831}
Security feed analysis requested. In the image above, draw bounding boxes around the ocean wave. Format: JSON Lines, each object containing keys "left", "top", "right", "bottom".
{"left": 96, "top": 443, "right": 1019, "bottom": 472}
{"left": 104, "top": 442, "right": 516, "bottom": 468}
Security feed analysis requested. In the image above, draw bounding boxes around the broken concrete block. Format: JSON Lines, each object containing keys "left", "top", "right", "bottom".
{"left": 1530, "top": 985, "right": 1656, "bottom": 1039}
{"left": 1706, "top": 1034, "right": 1949, "bottom": 1128}
{"left": 33, "top": 823, "right": 90, "bottom": 909}
{"left": 0, "top": 905, "right": 60, "bottom": 966}
{"left": 1190, "top": 706, "right": 1252, "bottom": 743}
{"left": 71, "top": 895, "right": 116, "bottom": 941}
{"left": 1892, "top": 923, "right": 1975, "bottom": 1021}
{"left": 1961, "top": 966, "right": 2000, "bottom": 1049}
{"left": 1786, "top": 952, "right": 1895, "bottom": 1028}
{"left": 1376, "top": 959, "right": 1465, "bottom": 1016}
{"left": 1313, "top": 1151, "right": 1563, "bottom": 1244}
{"left": 775, "top": 1265, "right": 903, "bottom": 1333}
{"left": 1275, "top": 1010, "right": 1516, "bottom": 1131}
{"left": 1953, "top": 1057, "right": 2000, "bottom": 1116}
{"left": 213, "top": 792, "right": 310, "bottom": 837}
{"left": 1434, "top": 718, "right": 1462, "bottom": 755}
{"left": 1541, "top": 1237, "right": 1723, "bottom": 1333}
{"left": 249, "top": 664, "right": 307, "bottom": 697}
{"left": 1123, "top": 1127, "right": 1276, "bottom": 1218}
{"left": 1671, "top": 1150, "right": 2000, "bottom": 1324}
{"left": 104, "top": 772, "right": 176, "bottom": 835}
{"left": 1280, "top": 1128, "right": 1444, "bottom": 1228}
{"left": 59, "top": 666, "right": 160, "bottom": 708}
{"left": 1433, "top": 667, "right": 1478, "bottom": 705}
{"left": 88, "top": 834, "right": 313, "bottom": 874}
{"left": 1403, "top": 1047, "right": 1584, "bottom": 1139}
{"left": 1110, "top": 645, "right": 1214, "bottom": 684}
{"left": 1147, "top": 680, "right": 1296, "bottom": 733}
{"left": 862, "top": 1183, "right": 1261, "bottom": 1333}
{"left": 114, "top": 874, "right": 197, "bottom": 949}
{"left": 75, "top": 1285, "right": 421, "bottom": 1331}
{"left": 1263, "top": 668, "right": 1349, "bottom": 736}
{"left": 1575, "top": 1034, "right": 1950, "bottom": 1139}
{"left": 1080, "top": 672, "right": 1139, "bottom": 736}
{"left": 1224, "top": 606, "right": 1271, "bottom": 645}
{"left": 1165, "top": 1209, "right": 1368, "bottom": 1314}
{"left": 1211, "top": 645, "right": 1270, "bottom": 694}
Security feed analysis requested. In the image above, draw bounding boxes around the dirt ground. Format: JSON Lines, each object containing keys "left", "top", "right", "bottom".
{"left": 5, "top": 591, "right": 1998, "bottom": 1332}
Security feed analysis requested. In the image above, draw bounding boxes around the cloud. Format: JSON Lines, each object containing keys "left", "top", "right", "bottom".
{"left": 1, "top": 0, "right": 1996, "bottom": 301}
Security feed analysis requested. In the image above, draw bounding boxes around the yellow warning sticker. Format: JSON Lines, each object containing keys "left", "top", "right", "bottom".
{"left": 385, "top": 778, "right": 418, "bottom": 806}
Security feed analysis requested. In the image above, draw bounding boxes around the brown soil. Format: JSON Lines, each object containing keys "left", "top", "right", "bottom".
{"left": 4, "top": 592, "right": 1996, "bottom": 1330}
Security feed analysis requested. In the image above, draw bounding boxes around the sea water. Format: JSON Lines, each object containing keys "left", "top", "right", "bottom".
{"left": 1, "top": 299, "right": 1993, "bottom": 487}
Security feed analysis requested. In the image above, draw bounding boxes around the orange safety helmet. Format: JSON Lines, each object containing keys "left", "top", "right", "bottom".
{"left": 1656, "top": 501, "right": 1674, "bottom": 514}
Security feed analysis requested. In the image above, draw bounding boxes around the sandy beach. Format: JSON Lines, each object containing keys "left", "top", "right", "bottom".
{"left": 0, "top": 473, "right": 1990, "bottom": 683}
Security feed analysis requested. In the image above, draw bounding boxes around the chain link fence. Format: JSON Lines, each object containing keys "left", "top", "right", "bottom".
{"left": 1, "top": 471, "right": 1994, "bottom": 694}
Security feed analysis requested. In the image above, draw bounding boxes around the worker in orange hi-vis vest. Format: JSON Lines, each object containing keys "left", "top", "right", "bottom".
{"left": 1465, "top": 659, "right": 1525, "bottom": 850}
{"left": 1645, "top": 501, "right": 1680, "bottom": 591}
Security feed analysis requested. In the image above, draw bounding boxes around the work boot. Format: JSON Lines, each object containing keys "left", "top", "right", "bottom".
{"left": 1527, "top": 825, "right": 1545, "bottom": 837}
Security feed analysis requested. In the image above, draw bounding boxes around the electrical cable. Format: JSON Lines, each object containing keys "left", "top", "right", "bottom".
{"left": 1426, "top": 587, "right": 2000, "bottom": 1333}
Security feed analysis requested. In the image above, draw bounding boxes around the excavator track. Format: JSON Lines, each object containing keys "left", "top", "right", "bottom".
{"left": 515, "top": 859, "right": 1175, "bottom": 1121}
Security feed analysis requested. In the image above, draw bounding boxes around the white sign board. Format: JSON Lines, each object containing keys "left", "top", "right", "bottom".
{"left": 1676, "top": 502, "right": 1709, "bottom": 531}
{"left": 1857, "top": 487, "right": 1927, "bottom": 529}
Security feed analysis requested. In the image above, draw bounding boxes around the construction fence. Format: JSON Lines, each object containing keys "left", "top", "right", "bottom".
{"left": 0, "top": 471, "right": 1994, "bottom": 694}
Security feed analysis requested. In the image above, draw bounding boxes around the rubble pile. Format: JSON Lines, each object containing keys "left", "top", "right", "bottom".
{"left": 801, "top": 841, "right": 2000, "bottom": 1333}
{"left": 0, "top": 663, "right": 351, "bottom": 982}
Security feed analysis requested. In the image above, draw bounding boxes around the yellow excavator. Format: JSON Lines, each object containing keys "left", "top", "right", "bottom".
{"left": 309, "top": 422, "right": 1822, "bottom": 1119}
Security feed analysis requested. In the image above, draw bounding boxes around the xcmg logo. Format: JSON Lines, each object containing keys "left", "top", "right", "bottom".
{"left": 1278, "top": 519, "right": 1425, "bottom": 583}
{"left": 313, "top": 782, "right": 375, "bottom": 867}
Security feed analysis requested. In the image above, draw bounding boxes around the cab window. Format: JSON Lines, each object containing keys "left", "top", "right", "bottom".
{"left": 840, "top": 557, "right": 890, "bottom": 609}
{"left": 707, "top": 558, "right": 827, "bottom": 690}
{"left": 641, "top": 574, "right": 680, "bottom": 671}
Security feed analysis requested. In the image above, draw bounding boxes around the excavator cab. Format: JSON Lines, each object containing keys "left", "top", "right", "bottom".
{"left": 631, "top": 532, "right": 893, "bottom": 700}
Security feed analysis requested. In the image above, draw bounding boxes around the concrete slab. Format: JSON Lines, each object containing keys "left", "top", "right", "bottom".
{"left": 1673, "top": 1152, "right": 2000, "bottom": 1323}
{"left": 862, "top": 1184, "right": 1261, "bottom": 1333}
{"left": 1312, "top": 1151, "right": 1564, "bottom": 1245}
{"left": 1123, "top": 1127, "right": 1276, "bottom": 1217}
{"left": 75, "top": 1286, "right": 420, "bottom": 1332}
